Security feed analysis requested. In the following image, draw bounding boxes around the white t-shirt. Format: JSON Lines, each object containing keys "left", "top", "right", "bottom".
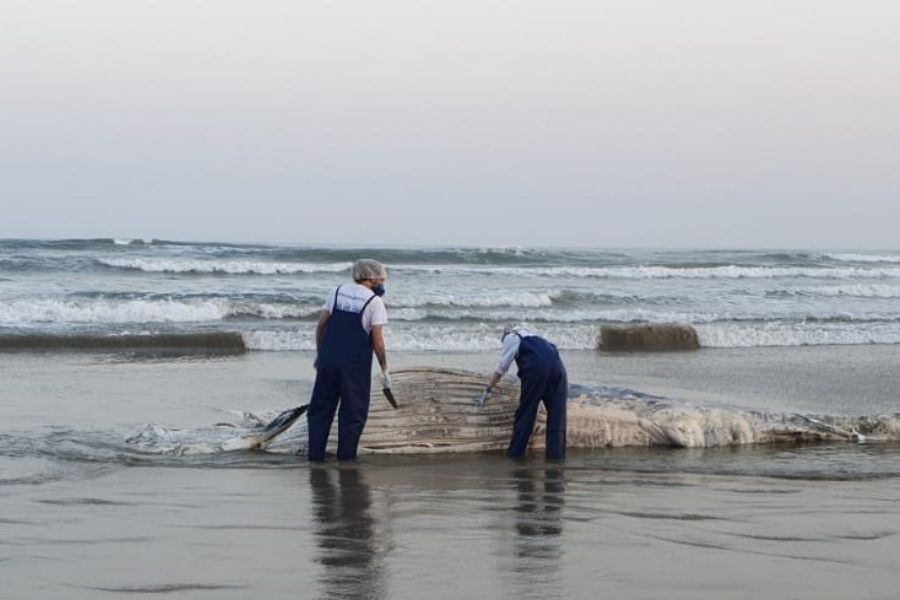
{"left": 322, "top": 283, "right": 388, "bottom": 334}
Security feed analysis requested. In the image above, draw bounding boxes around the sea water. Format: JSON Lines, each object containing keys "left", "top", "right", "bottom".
{"left": 3, "top": 239, "right": 900, "bottom": 349}
{"left": 2, "top": 240, "right": 900, "bottom": 598}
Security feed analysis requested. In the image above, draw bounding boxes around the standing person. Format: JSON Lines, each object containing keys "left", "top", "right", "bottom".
{"left": 308, "top": 259, "right": 391, "bottom": 462}
{"left": 475, "top": 325, "right": 567, "bottom": 459}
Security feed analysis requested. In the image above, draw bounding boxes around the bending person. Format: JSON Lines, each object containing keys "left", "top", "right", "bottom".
{"left": 476, "top": 325, "right": 567, "bottom": 460}
{"left": 308, "top": 259, "right": 390, "bottom": 462}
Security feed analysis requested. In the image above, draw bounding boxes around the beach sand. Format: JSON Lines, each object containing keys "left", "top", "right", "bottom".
{"left": 2, "top": 347, "right": 900, "bottom": 599}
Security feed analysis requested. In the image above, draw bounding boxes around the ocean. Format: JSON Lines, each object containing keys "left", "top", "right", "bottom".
{"left": 2, "top": 239, "right": 900, "bottom": 598}
{"left": 3, "top": 238, "right": 900, "bottom": 350}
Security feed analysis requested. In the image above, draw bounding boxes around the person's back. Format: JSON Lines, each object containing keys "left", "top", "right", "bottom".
{"left": 478, "top": 326, "right": 568, "bottom": 459}
{"left": 318, "top": 284, "right": 381, "bottom": 371}
{"left": 307, "top": 259, "right": 390, "bottom": 462}
{"left": 514, "top": 334, "right": 561, "bottom": 378}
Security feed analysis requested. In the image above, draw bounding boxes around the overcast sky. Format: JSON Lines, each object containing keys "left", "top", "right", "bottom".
{"left": 2, "top": 1, "right": 898, "bottom": 248}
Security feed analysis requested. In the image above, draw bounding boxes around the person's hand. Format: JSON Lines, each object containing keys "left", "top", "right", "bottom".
{"left": 473, "top": 386, "right": 492, "bottom": 408}
{"left": 381, "top": 370, "right": 392, "bottom": 389}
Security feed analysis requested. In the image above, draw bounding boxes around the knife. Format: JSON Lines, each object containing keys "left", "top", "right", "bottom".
{"left": 382, "top": 387, "right": 398, "bottom": 409}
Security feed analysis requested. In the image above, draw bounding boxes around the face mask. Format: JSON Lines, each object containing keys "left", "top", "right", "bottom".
{"left": 373, "top": 284, "right": 386, "bottom": 297}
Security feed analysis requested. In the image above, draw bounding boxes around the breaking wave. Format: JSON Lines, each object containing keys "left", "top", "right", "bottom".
{"left": 825, "top": 253, "right": 900, "bottom": 264}
{"left": 391, "top": 264, "right": 900, "bottom": 280}
{"left": 768, "top": 284, "right": 900, "bottom": 299}
{"left": 0, "top": 298, "right": 234, "bottom": 324}
{"left": 97, "top": 258, "right": 352, "bottom": 275}
{"left": 89, "top": 258, "right": 900, "bottom": 280}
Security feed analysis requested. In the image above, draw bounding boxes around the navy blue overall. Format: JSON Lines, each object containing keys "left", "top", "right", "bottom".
{"left": 307, "top": 286, "right": 377, "bottom": 461}
{"left": 508, "top": 334, "right": 568, "bottom": 460}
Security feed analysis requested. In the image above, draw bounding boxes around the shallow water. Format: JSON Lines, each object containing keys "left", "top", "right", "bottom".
{"left": 2, "top": 348, "right": 900, "bottom": 598}
{"left": 4, "top": 456, "right": 900, "bottom": 599}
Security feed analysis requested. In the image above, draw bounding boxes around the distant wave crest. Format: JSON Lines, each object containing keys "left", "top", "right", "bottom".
{"left": 769, "top": 284, "right": 900, "bottom": 299}
{"left": 97, "top": 258, "right": 352, "bottom": 275}
{"left": 825, "top": 253, "right": 900, "bottom": 264}
{"left": 393, "top": 264, "right": 900, "bottom": 280}
{"left": 0, "top": 297, "right": 324, "bottom": 324}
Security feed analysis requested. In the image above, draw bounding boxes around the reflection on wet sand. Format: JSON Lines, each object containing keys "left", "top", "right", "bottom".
{"left": 509, "top": 466, "right": 566, "bottom": 595}
{"left": 309, "top": 466, "right": 388, "bottom": 600}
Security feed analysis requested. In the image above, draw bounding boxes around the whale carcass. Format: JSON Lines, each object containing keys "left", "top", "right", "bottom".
{"left": 347, "top": 367, "right": 900, "bottom": 452}
{"left": 127, "top": 367, "right": 900, "bottom": 455}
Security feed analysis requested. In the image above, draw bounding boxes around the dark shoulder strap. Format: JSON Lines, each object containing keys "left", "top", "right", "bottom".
{"left": 331, "top": 286, "right": 342, "bottom": 311}
{"left": 359, "top": 292, "right": 377, "bottom": 322}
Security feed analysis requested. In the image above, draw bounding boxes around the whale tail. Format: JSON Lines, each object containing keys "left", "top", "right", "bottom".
{"left": 246, "top": 405, "right": 309, "bottom": 449}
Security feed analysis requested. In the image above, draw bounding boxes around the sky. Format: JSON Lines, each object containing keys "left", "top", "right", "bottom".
{"left": 1, "top": 0, "right": 898, "bottom": 248}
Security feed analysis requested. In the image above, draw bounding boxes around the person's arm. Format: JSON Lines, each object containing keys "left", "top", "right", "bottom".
{"left": 486, "top": 371, "right": 503, "bottom": 391}
{"left": 475, "top": 334, "right": 519, "bottom": 406}
{"left": 371, "top": 324, "right": 391, "bottom": 388}
{"left": 371, "top": 325, "right": 388, "bottom": 373}
{"left": 315, "top": 288, "right": 338, "bottom": 354}
{"left": 315, "top": 309, "right": 331, "bottom": 352}
{"left": 492, "top": 334, "right": 520, "bottom": 382}
{"left": 366, "top": 296, "right": 389, "bottom": 378}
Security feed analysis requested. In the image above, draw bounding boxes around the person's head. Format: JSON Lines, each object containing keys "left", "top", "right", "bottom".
{"left": 501, "top": 323, "right": 525, "bottom": 342}
{"left": 353, "top": 259, "right": 387, "bottom": 296}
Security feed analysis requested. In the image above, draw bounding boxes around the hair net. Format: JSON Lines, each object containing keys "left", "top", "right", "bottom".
{"left": 352, "top": 259, "right": 387, "bottom": 282}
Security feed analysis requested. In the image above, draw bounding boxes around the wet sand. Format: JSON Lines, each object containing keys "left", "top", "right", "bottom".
{"left": 3, "top": 456, "right": 899, "bottom": 599}
{"left": 2, "top": 347, "right": 900, "bottom": 598}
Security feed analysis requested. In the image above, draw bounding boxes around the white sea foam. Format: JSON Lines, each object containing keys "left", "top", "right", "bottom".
{"left": 475, "top": 245, "right": 528, "bottom": 255}
{"left": 388, "top": 306, "right": 723, "bottom": 324}
{"left": 392, "top": 264, "right": 900, "bottom": 280}
{"left": 696, "top": 322, "right": 900, "bottom": 348}
{"left": 0, "top": 297, "right": 327, "bottom": 324}
{"left": 245, "top": 324, "right": 600, "bottom": 352}
{"left": 111, "top": 237, "right": 153, "bottom": 246}
{"left": 825, "top": 253, "right": 900, "bottom": 264}
{"left": 391, "top": 290, "right": 558, "bottom": 309}
{"left": 0, "top": 298, "right": 232, "bottom": 324}
{"left": 92, "top": 256, "right": 900, "bottom": 280}
{"left": 242, "top": 321, "right": 900, "bottom": 351}
{"left": 232, "top": 303, "right": 320, "bottom": 320}
{"left": 98, "top": 258, "right": 352, "bottom": 275}
{"left": 773, "top": 284, "right": 900, "bottom": 299}
{"left": 244, "top": 330, "right": 317, "bottom": 351}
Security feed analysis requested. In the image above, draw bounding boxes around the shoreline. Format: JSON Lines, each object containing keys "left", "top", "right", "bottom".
{"left": 4, "top": 343, "right": 900, "bottom": 416}
{"left": 4, "top": 340, "right": 900, "bottom": 598}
